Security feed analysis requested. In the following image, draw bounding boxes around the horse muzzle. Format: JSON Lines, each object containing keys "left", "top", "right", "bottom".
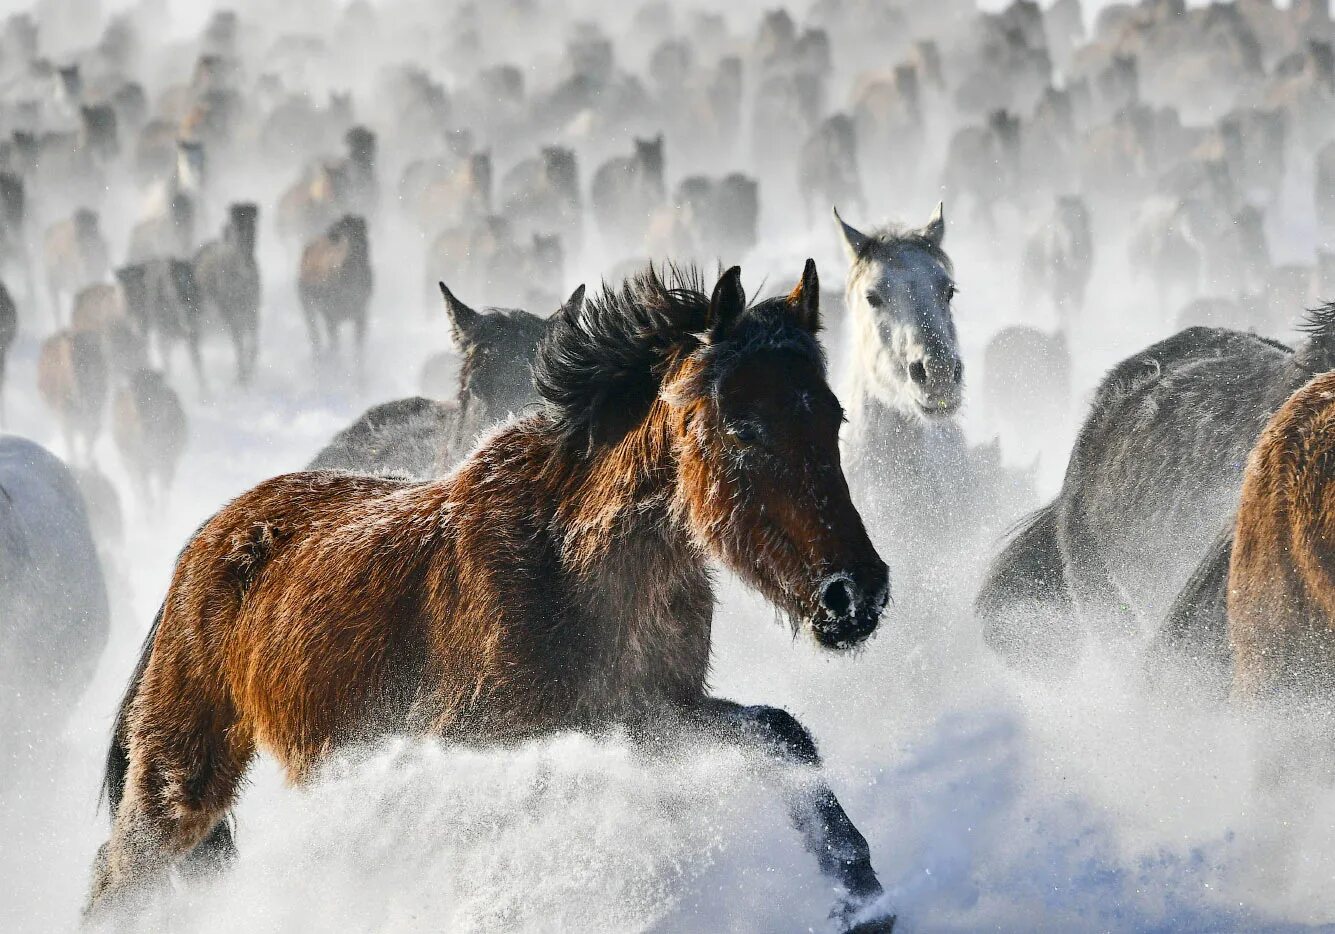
{"left": 810, "top": 564, "right": 890, "bottom": 650}
{"left": 906, "top": 353, "right": 964, "bottom": 417}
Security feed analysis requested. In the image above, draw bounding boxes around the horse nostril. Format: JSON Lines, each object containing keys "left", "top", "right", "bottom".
{"left": 821, "top": 578, "right": 854, "bottom": 617}
{"left": 953, "top": 360, "right": 964, "bottom": 384}
{"left": 908, "top": 360, "right": 927, "bottom": 385}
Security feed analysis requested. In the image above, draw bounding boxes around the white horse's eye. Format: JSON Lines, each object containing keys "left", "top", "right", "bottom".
{"left": 866, "top": 292, "right": 885, "bottom": 309}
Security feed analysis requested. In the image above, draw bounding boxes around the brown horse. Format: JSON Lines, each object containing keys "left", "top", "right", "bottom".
{"left": 87, "top": 263, "right": 895, "bottom": 932}
{"left": 1229, "top": 362, "right": 1335, "bottom": 700}
{"left": 37, "top": 328, "right": 108, "bottom": 464}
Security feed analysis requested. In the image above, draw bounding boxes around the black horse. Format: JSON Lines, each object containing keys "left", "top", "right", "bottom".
{"left": 307, "top": 282, "right": 577, "bottom": 477}
{"left": 977, "top": 311, "right": 1335, "bottom": 673}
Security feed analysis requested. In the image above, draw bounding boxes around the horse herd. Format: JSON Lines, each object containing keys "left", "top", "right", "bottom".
{"left": 32, "top": 202, "right": 1330, "bottom": 931}
{"left": 2, "top": 0, "right": 1335, "bottom": 929}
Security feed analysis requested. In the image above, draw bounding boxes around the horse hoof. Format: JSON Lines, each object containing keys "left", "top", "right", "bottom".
{"left": 841, "top": 916, "right": 896, "bottom": 934}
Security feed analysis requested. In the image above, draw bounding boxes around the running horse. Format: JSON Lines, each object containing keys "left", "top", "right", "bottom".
{"left": 87, "top": 263, "right": 896, "bottom": 933}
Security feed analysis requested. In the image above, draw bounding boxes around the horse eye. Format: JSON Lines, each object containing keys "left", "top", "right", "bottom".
{"left": 730, "top": 423, "right": 762, "bottom": 445}
{"left": 866, "top": 292, "right": 885, "bottom": 309}
{"left": 945, "top": 285, "right": 958, "bottom": 302}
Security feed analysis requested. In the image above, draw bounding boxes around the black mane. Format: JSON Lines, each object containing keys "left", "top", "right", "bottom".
{"left": 534, "top": 263, "right": 822, "bottom": 450}
{"left": 1296, "top": 301, "right": 1335, "bottom": 372}
{"left": 535, "top": 264, "right": 709, "bottom": 450}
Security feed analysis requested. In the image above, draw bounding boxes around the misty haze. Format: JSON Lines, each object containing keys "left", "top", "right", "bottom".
{"left": 3, "top": 0, "right": 1335, "bottom": 931}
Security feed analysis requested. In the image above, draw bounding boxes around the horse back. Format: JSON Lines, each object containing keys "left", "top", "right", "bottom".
{"left": 1057, "top": 327, "right": 1297, "bottom": 624}
{"left": 149, "top": 470, "right": 451, "bottom": 775}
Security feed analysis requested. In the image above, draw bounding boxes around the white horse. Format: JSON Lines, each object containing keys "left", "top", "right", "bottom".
{"left": 834, "top": 204, "right": 1033, "bottom": 601}
{"left": 0, "top": 435, "right": 109, "bottom": 761}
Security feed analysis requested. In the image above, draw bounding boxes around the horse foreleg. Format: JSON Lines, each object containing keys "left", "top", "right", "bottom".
{"left": 690, "top": 698, "right": 893, "bottom": 933}
{"left": 47, "top": 276, "right": 61, "bottom": 327}
{"left": 353, "top": 313, "right": 367, "bottom": 390}
{"left": 230, "top": 327, "right": 249, "bottom": 387}
{"left": 301, "top": 300, "right": 323, "bottom": 361}
{"left": 324, "top": 314, "right": 341, "bottom": 359}
{"left": 243, "top": 318, "right": 259, "bottom": 386}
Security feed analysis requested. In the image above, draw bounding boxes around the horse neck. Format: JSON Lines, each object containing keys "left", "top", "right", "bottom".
{"left": 555, "top": 401, "right": 695, "bottom": 583}
{"left": 460, "top": 406, "right": 712, "bottom": 704}
{"left": 845, "top": 376, "right": 927, "bottom": 456}
{"left": 1295, "top": 336, "right": 1335, "bottom": 382}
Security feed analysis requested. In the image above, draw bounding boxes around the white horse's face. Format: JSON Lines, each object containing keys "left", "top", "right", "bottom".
{"left": 838, "top": 204, "right": 963, "bottom": 420}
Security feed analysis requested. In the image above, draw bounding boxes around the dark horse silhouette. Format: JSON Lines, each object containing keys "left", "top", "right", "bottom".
{"left": 87, "top": 263, "right": 896, "bottom": 933}
{"left": 307, "top": 281, "right": 572, "bottom": 478}
{"left": 978, "top": 307, "right": 1335, "bottom": 674}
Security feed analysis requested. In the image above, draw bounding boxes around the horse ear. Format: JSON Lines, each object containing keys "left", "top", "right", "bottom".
{"left": 439, "top": 281, "right": 480, "bottom": 345}
{"left": 923, "top": 201, "right": 945, "bottom": 246}
{"left": 562, "top": 284, "right": 586, "bottom": 315}
{"left": 707, "top": 266, "right": 746, "bottom": 338}
{"left": 787, "top": 258, "right": 820, "bottom": 333}
{"left": 833, "top": 206, "right": 869, "bottom": 259}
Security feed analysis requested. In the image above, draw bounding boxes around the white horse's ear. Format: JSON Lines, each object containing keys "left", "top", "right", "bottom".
{"left": 833, "top": 206, "right": 869, "bottom": 259}
{"left": 923, "top": 201, "right": 945, "bottom": 247}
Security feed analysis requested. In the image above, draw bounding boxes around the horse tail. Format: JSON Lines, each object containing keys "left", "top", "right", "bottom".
{"left": 100, "top": 603, "right": 164, "bottom": 818}
{"left": 975, "top": 498, "right": 1078, "bottom": 673}
{"left": 1156, "top": 526, "right": 1234, "bottom": 667}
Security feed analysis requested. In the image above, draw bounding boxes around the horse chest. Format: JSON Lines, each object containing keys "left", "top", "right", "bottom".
{"left": 850, "top": 413, "right": 970, "bottom": 521}
{"left": 574, "top": 565, "right": 713, "bottom": 714}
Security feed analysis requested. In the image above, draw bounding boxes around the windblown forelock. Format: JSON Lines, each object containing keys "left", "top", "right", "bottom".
{"left": 851, "top": 225, "right": 954, "bottom": 278}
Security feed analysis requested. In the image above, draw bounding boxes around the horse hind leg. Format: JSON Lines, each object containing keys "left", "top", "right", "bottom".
{"left": 86, "top": 680, "right": 254, "bottom": 919}
{"left": 1060, "top": 500, "right": 1139, "bottom": 646}
{"left": 178, "top": 818, "right": 238, "bottom": 880}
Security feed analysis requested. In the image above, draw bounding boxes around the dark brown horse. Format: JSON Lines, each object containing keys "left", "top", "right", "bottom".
{"left": 298, "top": 214, "right": 373, "bottom": 376}
{"left": 87, "top": 263, "right": 895, "bottom": 933}
{"left": 1229, "top": 368, "right": 1335, "bottom": 700}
